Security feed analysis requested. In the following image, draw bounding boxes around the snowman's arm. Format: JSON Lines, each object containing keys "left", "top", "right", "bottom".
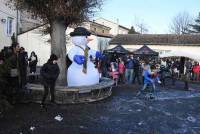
{"left": 88, "top": 49, "right": 97, "bottom": 57}
{"left": 68, "top": 47, "right": 85, "bottom": 65}
{"left": 68, "top": 47, "right": 78, "bottom": 61}
{"left": 89, "top": 49, "right": 103, "bottom": 59}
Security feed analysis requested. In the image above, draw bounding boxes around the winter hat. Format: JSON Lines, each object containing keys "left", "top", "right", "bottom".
{"left": 49, "top": 54, "right": 58, "bottom": 61}
{"left": 70, "top": 27, "right": 91, "bottom": 37}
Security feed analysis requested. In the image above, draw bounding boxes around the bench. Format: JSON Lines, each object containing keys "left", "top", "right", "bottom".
{"left": 58, "top": 88, "right": 80, "bottom": 102}
{"left": 27, "top": 83, "right": 80, "bottom": 102}
{"left": 27, "top": 77, "right": 114, "bottom": 104}
{"left": 27, "top": 73, "right": 40, "bottom": 82}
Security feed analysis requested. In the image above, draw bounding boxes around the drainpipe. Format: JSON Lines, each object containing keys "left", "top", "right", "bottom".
{"left": 16, "top": 2, "right": 19, "bottom": 42}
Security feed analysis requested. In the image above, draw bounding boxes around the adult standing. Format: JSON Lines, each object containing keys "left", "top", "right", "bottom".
{"left": 118, "top": 58, "right": 125, "bottom": 84}
{"left": 28, "top": 51, "right": 38, "bottom": 74}
{"left": 18, "top": 47, "right": 28, "bottom": 90}
{"left": 125, "top": 55, "right": 134, "bottom": 84}
{"left": 161, "top": 59, "right": 167, "bottom": 68}
{"left": 5, "top": 43, "right": 21, "bottom": 103}
{"left": 101, "top": 55, "right": 109, "bottom": 77}
{"left": 133, "top": 57, "right": 141, "bottom": 85}
{"left": 28, "top": 51, "right": 38, "bottom": 83}
{"left": 40, "top": 54, "right": 60, "bottom": 106}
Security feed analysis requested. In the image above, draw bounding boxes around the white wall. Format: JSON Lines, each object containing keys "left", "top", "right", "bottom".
{"left": 95, "top": 18, "right": 129, "bottom": 36}
{"left": 19, "top": 30, "right": 51, "bottom": 66}
{"left": 19, "top": 26, "right": 111, "bottom": 66}
{"left": 95, "top": 18, "right": 119, "bottom": 35}
{"left": 0, "top": 0, "right": 17, "bottom": 50}
{"left": 19, "top": 27, "right": 74, "bottom": 66}
{"left": 118, "top": 27, "right": 129, "bottom": 34}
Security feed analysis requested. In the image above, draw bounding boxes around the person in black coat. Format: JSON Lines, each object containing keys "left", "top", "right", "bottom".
{"left": 40, "top": 54, "right": 60, "bottom": 106}
{"left": 133, "top": 58, "right": 141, "bottom": 85}
{"left": 19, "top": 47, "right": 28, "bottom": 89}
{"left": 28, "top": 51, "right": 38, "bottom": 73}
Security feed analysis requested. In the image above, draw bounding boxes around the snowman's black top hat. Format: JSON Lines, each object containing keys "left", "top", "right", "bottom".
{"left": 70, "top": 27, "right": 91, "bottom": 37}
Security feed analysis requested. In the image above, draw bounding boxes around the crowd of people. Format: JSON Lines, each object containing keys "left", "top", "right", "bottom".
{"left": 1, "top": 40, "right": 200, "bottom": 107}
{"left": 160, "top": 58, "right": 200, "bottom": 82}
{"left": 0, "top": 42, "right": 38, "bottom": 104}
{"left": 96, "top": 54, "right": 200, "bottom": 90}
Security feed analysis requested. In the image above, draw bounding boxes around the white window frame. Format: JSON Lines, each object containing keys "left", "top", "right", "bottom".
{"left": 6, "top": 17, "right": 14, "bottom": 36}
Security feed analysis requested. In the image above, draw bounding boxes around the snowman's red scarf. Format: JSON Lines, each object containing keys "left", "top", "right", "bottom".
{"left": 75, "top": 45, "right": 89, "bottom": 74}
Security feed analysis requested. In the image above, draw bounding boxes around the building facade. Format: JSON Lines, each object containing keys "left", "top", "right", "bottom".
{"left": 95, "top": 18, "right": 129, "bottom": 35}
{"left": 109, "top": 34, "right": 200, "bottom": 61}
{"left": 83, "top": 21, "right": 111, "bottom": 35}
{"left": 0, "top": 0, "right": 17, "bottom": 49}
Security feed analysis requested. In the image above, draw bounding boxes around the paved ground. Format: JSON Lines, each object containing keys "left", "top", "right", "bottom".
{"left": 0, "top": 81, "right": 200, "bottom": 134}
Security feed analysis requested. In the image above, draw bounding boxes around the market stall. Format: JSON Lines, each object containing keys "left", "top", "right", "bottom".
{"left": 133, "top": 45, "right": 159, "bottom": 61}
{"left": 160, "top": 50, "right": 200, "bottom": 62}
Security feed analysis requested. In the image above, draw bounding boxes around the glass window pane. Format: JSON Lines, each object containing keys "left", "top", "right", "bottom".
{"left": 7, "top": 17, "right": 13, "bottom": 36}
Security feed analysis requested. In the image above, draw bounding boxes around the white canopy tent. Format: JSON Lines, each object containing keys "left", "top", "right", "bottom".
{"left": 160, "top": 50, "right": 200, "bottom": 62}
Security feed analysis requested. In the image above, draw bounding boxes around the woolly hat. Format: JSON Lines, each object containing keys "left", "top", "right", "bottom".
{"left": 49, "top": 54, "right": 58, "bottom": 61}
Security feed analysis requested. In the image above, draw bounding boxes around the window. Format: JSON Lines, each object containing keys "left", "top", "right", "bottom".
{"left": 7, "top": 17, "right": 14, "bottom": 36}
{"left": 102, "top": 30, "right": 104, "bottom": 33}
{"left": 94, "top": 27, "right": 96, "bottom": 31}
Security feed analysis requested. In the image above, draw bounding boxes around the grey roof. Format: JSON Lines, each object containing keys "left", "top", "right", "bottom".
{"left": 133, "top": 45, "right": 158, "bottom": 56}
{"left": 104, "top": 45, "right": 129, "bottom": 54}
{"left": 109, "top": 34, "right": 200, "bottom": 46}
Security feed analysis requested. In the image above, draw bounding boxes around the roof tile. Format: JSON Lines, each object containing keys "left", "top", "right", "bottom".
{"left": 109, "top": 34, "right": 200, "bottom": 46}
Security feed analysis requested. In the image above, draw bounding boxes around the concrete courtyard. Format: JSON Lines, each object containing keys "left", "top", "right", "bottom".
{"left": 0, "top": 81, "right": 200, "bottom": 134}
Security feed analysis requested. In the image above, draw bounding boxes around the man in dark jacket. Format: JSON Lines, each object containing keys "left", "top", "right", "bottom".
{"left": 40, "top": 54, "right": 60, "bottom": 106}
{"left": 19, "top": 47, "right": 28, "bottom": 89}
{"left": 133, "top": 57, "right": 141, "bottom": 85}
{"left": 125, "top": 55, "right": 134, "bottom": 84}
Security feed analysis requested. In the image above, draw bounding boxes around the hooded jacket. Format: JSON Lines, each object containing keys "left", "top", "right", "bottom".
{"left": 40, "top": 60, "right": 60, "bottom": 85}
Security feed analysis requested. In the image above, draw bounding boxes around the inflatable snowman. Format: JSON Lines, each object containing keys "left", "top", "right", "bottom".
{"left": 67, "top": 27, "right": 102, "bottom": 87}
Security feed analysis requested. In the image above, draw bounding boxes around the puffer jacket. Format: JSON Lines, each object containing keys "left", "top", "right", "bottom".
{"left": 40, "top": 61, "right": 60, "bottom": 85}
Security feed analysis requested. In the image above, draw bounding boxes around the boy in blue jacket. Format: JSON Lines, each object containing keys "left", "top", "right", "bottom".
{"left": 137, "top": 65, "right": 161, "bottom": 96}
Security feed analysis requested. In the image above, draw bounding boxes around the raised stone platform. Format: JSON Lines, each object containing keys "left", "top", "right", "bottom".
{"left": 27, "top": 77, "right": 114, "bottom": 104}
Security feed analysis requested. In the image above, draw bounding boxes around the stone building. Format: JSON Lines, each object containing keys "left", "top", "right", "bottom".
{"left": 83, "top": 21, "right": 111, "bottom": 35}
{"left": 95, "top": 18, "right": 130, "bottom": 35}
{"left": 0, "top": 0, "right": 17, "bottom": 49}
{"left": 109, "top": 34, "right": 200, "bottom": 61}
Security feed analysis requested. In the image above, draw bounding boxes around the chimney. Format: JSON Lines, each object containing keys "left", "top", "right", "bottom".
{"left": 117, "top": 18, "right": 119, "bottom": 34}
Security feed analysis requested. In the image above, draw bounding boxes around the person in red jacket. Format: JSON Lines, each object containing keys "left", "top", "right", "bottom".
{"left": 197, "top": 63, "right": 200, "bottom": 81}
{"left": 118, "top": 58, "right": 125, "bottom": 84}
{"left": 192, "top": 62, "right": 200, "bottom": 81}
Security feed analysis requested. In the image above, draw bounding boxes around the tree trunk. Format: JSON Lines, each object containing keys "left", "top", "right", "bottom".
{"left": 50, "top": 20, "right": 67, "bottom": 86}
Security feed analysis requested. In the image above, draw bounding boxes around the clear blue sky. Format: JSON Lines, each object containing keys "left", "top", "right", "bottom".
{"left": 94, "top": 0, "right": 200, "bottom": 34}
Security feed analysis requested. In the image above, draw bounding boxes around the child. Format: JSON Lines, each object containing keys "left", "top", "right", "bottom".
{"left": 40, "top": 54, "right": 60, "bottom": 106}
{"left": 137, "top": 65, "right": 161, "bottom": 96}
{"left": 109, "top": 62, "right": 119, "bottom": 86}
{"left": 118, "top": 59, "right": 125, "bottom": 84}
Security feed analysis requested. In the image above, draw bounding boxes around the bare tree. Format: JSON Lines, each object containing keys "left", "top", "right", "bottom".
{"left": 6, "top": 0, "right": 103, "bottom": 85}
{"left": 133, "top": 16, "right": 149, "bottom": 34}
{"left": 189, "top": 12, "right": 200, "bottom": 34}
{"left": 169, "top": 11, "right": 192, "bottom": 35}
{"left": 136, "top": 23, "right": 148, "bottom": 34}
